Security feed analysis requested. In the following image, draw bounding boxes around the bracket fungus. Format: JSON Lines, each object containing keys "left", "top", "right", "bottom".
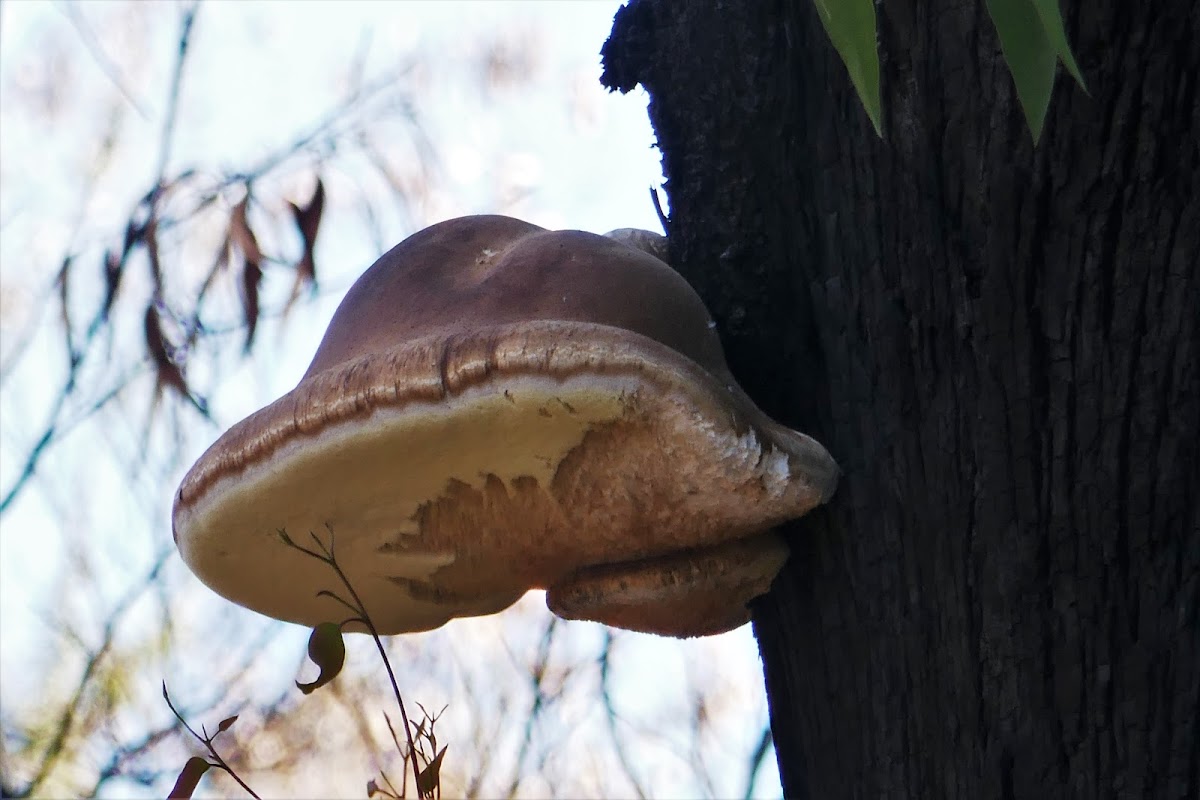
{"left": 173, "top": 215, "right": 838, "bottom": 638}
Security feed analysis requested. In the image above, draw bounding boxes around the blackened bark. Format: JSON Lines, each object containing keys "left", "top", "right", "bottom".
{"left": 603, "top": 1, "right": 1198, "bottom": 798}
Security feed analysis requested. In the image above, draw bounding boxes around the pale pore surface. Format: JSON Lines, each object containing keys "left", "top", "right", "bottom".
{"left": 177, "top": 375, "right": 634, "bottom": 632}
{"left": 175, "top": 323, "right": 839, "bottom": 635}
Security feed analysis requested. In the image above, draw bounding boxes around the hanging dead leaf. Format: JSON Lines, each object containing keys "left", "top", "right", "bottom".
{"left": 101, "top": 250, "right": 124, "bottom": 323}
{"left": 285, "top": 178, "right": 324, "bottom": 313}
{"left": 230, "top": 195, "right": 263, "bottom": 266}
{"left": 56, "top": 257, "right": 74, "bottom": 361}
{"left": 240, "top": 255, "right": 262, "bottom": 353}
{"left": 144, "top": 216, "right": 163, "bottom": 291}
{"left": 168, "top": 756, "right": 210, "bottom": 799}
{"left": 145, "top": 302, "right": 188, "bottom": 396}
{"left": 144, "top": 302, "right": 207, "bottom": 416}
{"left": 230, "top": 195, "right": 264, "bottom": 352}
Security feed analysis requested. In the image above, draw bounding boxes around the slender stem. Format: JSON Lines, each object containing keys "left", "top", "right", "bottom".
{"left": 208, "top": 754, "right": 262, "bottom": 799}
{"left": 154, "top": 2, "right": 200, "bottom": 186}
{"left": 280, "top": 526, "right": 422, "bottom": 794}
{"left": 163, "top": 683, "right": 261, "bottom": 799}
{"left": 322, "top": 544, "right": 421, "bottom": 792}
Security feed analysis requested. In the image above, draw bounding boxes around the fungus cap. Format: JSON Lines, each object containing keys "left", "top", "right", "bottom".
{"left": 173, "top": 215, "right": 838, "bottom": 637}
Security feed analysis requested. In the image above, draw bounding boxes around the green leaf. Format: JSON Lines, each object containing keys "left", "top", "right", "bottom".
{"left": 812, "top": 0, "right": 882, "bottom": 136}
{"left": 1030, "top": 0, "right": 1087, "bottom": 89}
{"left": 295, "top": 621, "right": 345, "bottom": 695}
{"left": 986, "top": 0, "right": 1058, "bottom": 141}
{"left": 168, "top": 756, "right": 210, "bottom": 799}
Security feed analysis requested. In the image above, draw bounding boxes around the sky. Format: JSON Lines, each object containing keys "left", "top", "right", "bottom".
{"left": 0, "top": 2, "right": 780, "bottom": 796}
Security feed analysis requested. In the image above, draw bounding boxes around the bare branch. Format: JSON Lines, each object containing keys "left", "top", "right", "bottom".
{"left": 599, "top": 631, "right": 648, "bottom": 800}
{"left": 0, "top": 52, "right": 420, "bottom": 515}
{"left": 59, "top": 1, "right": 152, "bottom": 119}
{"left": 742, "top": 724, "right": 774, "bottom": 800}
{"left": 502, "top": 616, "right": 558, "bottom": 800}
{"left": 154, "top": 2, "right": 200, "bottom": 185}
{"left": 15, "top": 551, "right": 170, "bottom": 797}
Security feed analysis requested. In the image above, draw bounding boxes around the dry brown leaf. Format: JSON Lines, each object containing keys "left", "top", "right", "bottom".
{"left": 285, "top": 177, "right": 324, "bottom": 313}
{"left": 101, "top": 250, "right": 124, "bottom": 323}
{"left": 230, "top": 195, "right": 265, "bottom": 352}
{"left": 230, "top": 195, "right": 263, "bottom": 266}
{"left": 168, "top": 756, "right": 210, "bottom": 799}
{"left": 240, "top": 255, "right": 262, "bottom": 353}
{"left": 144, "top": 302, "right": 188, "bottom": 398}
{"left": 144, "top": 302, "right": 207, "bottom": 416}
{"left": 144, "top": 216, "right": 163, "bottom": 291}
{"left": 56, "top": 257, "right": 74, "bottom": 360}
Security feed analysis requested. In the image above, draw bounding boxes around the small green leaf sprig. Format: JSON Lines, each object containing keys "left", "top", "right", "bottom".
{"left": 163, "top": 525, "right": 448, "bottom": 799}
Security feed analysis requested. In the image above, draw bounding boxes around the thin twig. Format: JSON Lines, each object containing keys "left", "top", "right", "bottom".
{"left": 60, "top": 1, "right": 152, "bottom": 119}
{"left": 17, "top": 551, "right": 170, "bottom": 797}
{"left": 599, "top": 630, "right": 648, "bottom": 800}
{"left": 742, "top": 725, "right": 774, "bottom": 800}
{"left": 162, "top": 684, "right": 262, "bottom": 800}
{"left": 277, "top": 526, "right": 422, "bottom": 794}
{"left": 503, "top": 615, "right": 558, "bottom": 800}
{"left": 84, "top": 724, "right": 179, "bottom": 798}
{"left": 0, "top": 362, "right": 155, "bottom": 514}
{"left": 154, "top": 2, "right": 200, "bottom": 185}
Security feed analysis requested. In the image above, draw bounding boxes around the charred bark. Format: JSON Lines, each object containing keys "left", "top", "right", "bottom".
{"left": 603, "top": 1, "right": 1198, "bottom": 797}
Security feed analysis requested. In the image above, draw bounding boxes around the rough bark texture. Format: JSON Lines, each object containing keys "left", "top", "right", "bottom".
{"left": 603, "top": 1, "right": 1198, "bottom": 797}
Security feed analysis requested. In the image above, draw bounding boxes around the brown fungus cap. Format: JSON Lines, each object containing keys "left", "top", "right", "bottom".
{"left": 173, "top": 215, "right": 838, "bottom": 637}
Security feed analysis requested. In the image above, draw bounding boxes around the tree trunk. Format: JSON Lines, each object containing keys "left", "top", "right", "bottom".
{"left": 602, "top": 1, "right": 1198, "bottom": 797}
